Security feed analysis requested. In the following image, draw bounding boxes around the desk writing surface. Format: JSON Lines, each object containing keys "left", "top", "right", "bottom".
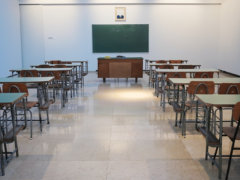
{"left": 196, "top": 94, "right": 240, "bottom": 107}
{"left": 169, "top": 78, "right": 240, "bottom": 85}
{"left": 0, "top": 93, "right": 26, "bottom": 105}
{"left": 31, "top": 64, "right": 78, "bottom": 68}
{"left": 35, "top": 68, "right": 72, "bottom": 71}
{"left": 149, "top": 63, "right": 201, "bottom": 67}
{"left": 155, "top": 68, "right": 219, "bottom": 73}
{"left": 0, "top": 77, "right": 54, "bottom": 83}
{"left": 98, "top": 57, "right": 143, "bottom": 60}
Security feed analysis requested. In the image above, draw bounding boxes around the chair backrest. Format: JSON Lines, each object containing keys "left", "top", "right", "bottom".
{"left": 60, "top": 61, "right": 72, "bottom": 64}
{"left": 194, "top": 72, "right": 214, "bottom": 78}
{"left": 166, "top": 72, "right": 186, "bottom": 81}
{"left": 218, "top": 83, "right": 240, "bottom": 94}
{"left": 49, "top": 60, "right": 61, "bottom": 64}
{"left": 3, "top": 83, "right": 29, "bottom": 96}
{"left": 178, "top": 65, "right": 196, "bottom": 69}
{"left": 233, "top": 102, "right": 240, "bottom": 121}
{"left": 169, "top": 60, "right": 184, "bottom": 64}
{"left": 157, "top": 65, "right": 174, "bottom": 69}
{"left": 36, "top": 64, "right": 51, "bottom": 68}
{"left": 156, "top": 60, "right": 167, "bottom": 64}
{"left": 187, "top": 81, "right": 215, "bottom": 95}
{"left": 54, "top": 64, "right": 67, "bottom": 68}
{"left": 40, "top": 71, "right": 61, "bottom": 80}
{"left": 20, "top": 70, "right": 39, "bottom": 77}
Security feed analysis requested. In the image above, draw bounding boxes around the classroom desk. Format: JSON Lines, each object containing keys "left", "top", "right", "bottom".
{"left": 154, "top": 69, "right": 219, "bottom": 111}
{"left": 0, "top": 93, "right": 27, "bottom": 175}
{"left": 0, "top": 77, "right": 54, "bottom": 107}
{"left": 44, "top": 60, "right": 88, "bottom": 84}
{"left": 196, "top": 94, "right": 240, "bottom": 179}
{"left": 148, "top": 63, "right": 201, "bottom": 85}
{"left": 30, "top": 65, "right": 81, "bottom": 87}
{"left": 168, "top": 78, "right": 240, "bottom": 136}
{"left": 145, "top": 59, "right": 188, "bottom": 72}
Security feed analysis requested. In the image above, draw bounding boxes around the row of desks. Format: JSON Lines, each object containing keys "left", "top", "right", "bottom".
{"left": 146, "top": 59, "right": 240, "bottom": 179}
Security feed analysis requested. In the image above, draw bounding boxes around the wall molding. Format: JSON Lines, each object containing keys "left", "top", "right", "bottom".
{"left": 19, "top": 3, "right": 222, "bottom": 6}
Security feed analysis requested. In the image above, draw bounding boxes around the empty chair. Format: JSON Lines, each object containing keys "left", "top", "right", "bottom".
{"left": 169, "top": 60, "right": 184, "bottom": 64}
{"left": 194, "top": 72, "right": 214, "bottom": 78}
{"left": 60, "top": 61, "right": 72, "bottom": 64}
{"left": 20, "top": 70, "right": 39, "bottom": 77}
{"left": 222, "top": 102, "right": 240, "bottom": 180}
{"left": 36, "top": 64, "right": 51, "bottom": 68}
{"left": 181, "top": 81, "right": 215, "bottom": 136}
{"left": 156, "top": 65, "right": 174, "bottom": 69}
{"left": 54, "top": 64, "right": 67, "bottom": 68}
{"left": 49, "top": 60, "right": 61, "bottom": 64}
{"left": 165, "top": 72, "right": 186, "bottom": 105}
{"left": 178, "top": 65, "right": 196, "bottom": 69}
{"left": 218, "top": 83, "right": 240, "bottom": 94}
{"left": 20, "top": 70, "right": 39, "bottom": 88}
{"left": 3, "top": 83, "right": 49, "bottom": 139}
{"left": 155, "top": 60, "right": 167, "bottom": 64}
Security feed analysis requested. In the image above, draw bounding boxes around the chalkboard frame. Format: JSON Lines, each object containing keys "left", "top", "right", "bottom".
{"left": 92, "top": 24, "right": 149, "bottom": 53}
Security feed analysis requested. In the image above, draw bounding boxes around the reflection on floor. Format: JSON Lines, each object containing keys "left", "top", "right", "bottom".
{"left": 1, "top": 72, "right": 240, "bottom": 180}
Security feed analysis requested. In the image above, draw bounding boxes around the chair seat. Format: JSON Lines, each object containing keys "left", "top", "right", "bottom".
{"left": 223, "top": 127, "right": 240, "bottom": 140}
{"left": 1, "top": 125, "right": 24, "bottom": 143}
{"left": 185, "top": 101, "right": 205, "bottom": 108}
{"left": 16, "top": 101, "right": 38, "bottom": 109}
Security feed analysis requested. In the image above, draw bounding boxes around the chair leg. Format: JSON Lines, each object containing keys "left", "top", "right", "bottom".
{"left": 225, "top": 140, "right": 235, "bottom": 180}
{"left": 0, "top": 143, "right": 5, "bottom": 176}
{"left": 46, "top": 110, "right": 50, "bottom": 124}
{"left": 175, "top": 112, "right": 178, "bottom": 127}
{"left": 29, "top": 110, "right": 33, "bottom": 139}
{"left": 212, "top": 147, "right": 218, "bottom": 165}
{"left": 38, "top": 109, "right": 42, "bottom": 132}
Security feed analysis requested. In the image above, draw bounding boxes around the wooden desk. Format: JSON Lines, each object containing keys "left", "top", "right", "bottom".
{"left": 149, "top": 63, "right": 201, "bottom": 85}
{"left": 154, "top": 69, "right": 219, "bottom": 111}
{"left": 98, "top": 57, "right": 143, "bottom": 82}
{"left": 196, "top": 94, "right": 240, "bottom": 179}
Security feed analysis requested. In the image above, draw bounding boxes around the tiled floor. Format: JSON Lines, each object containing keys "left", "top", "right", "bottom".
{"left": 1, "top": 72, "right": 240, "bottom": 180}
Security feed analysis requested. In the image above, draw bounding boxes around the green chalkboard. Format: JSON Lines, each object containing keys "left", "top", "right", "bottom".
{"left": 92, "top": 24, "right": 149, "bottom": 53}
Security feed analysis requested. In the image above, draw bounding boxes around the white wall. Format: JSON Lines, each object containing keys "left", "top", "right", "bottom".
{"left": 219, "top": 0, "right": 240, "bottom": 75}
{"left": 20, "top": 3, "right": 220, "bottom": 70}
{"left": 0, "top": 0, "right": 22, "bottom": 77}
{"left": 20, "top": 5, "right": 45, "bottom": 67}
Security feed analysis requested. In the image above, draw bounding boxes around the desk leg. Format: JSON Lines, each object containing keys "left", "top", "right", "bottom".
{"left": 219, "top": 107, "right": 223, "bottom": 179}
{"left": 103, "top": 78, "right": 106, "bottom": 82}
{"left": 10, "top": 105, "right": 19, "bottom": 157}
{"left": 135, "top": 78, "right": 138, "bottom": 83}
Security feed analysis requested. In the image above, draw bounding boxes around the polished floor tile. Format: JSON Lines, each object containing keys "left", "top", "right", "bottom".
{"left": 1, "top": 72, "right": 240, "bottom": 180}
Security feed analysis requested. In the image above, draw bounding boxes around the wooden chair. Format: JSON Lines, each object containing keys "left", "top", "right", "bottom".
{"left": 49, "top": 60, "right": 61, "bottom": 64}
{"left": 36, "top": 64, "right": 51, "bottom": 68}
{"left": 180, "top": 81, "right": 215, "bottom": 136}
{"left": 194, "top": 72, "right": 214, "bottom": 78}
{"left": 60, "top": 61, "right": 72, "bottom": 64}
{"left": 222, "top": 102, "right": 240, "bottom": 180}
{"left": 0, "top": 96, "right": 24, "bottom": 176}
{"left": 165, "top": 72, "right": 186, "bottom": 106}
{"left": 178, "top": 65, "right": 196, "bottom": 69}
{"left": 2, "top": 83, "right": 47, "bottom": 139}
{"left": 20, "top": 70, "right": 39, "bottom": 77}
{"left": 169, "top": 60, "right": 184, "bottom": 64}
{"left": 156, "top": 65, "right": 174, "bottom": 69}
{"left": 54, "top": 64, "right": 67, "bottom": 68}
{"left": 156, "top": 60, "right": 167, "bottom": 64}
{"left": 20, "top": 70, "right": 39, "bottom": 88}
{"left": 218, "top": 83, "right": 240, "bottom": 94}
